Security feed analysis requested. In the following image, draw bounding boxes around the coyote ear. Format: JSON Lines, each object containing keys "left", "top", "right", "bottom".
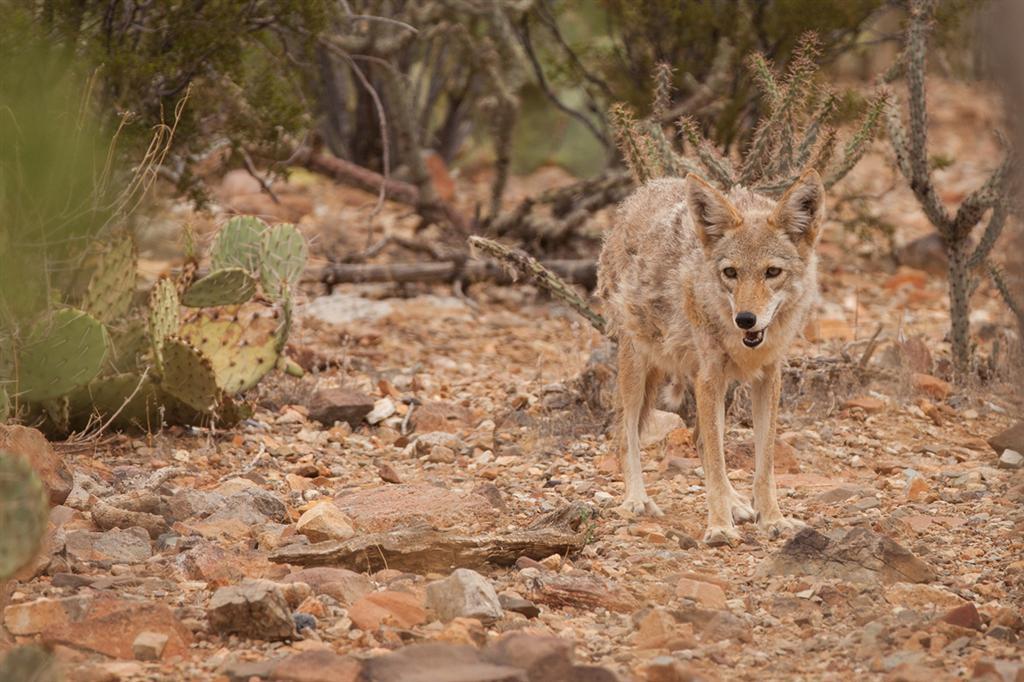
{"left": 771, "top": 170, "right": 825, "bottom": 246}
{"left": 685, "top": 174, "right": 741, "bottom": 246}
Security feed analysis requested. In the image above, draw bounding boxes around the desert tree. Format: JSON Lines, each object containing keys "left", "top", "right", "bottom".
{"left": 885, "top": 0, "right": 1015, "bottom": 379}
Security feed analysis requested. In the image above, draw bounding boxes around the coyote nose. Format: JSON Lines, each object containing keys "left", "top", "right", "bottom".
{"left": 735, "top": 312, "right": 757, "bottom": 329}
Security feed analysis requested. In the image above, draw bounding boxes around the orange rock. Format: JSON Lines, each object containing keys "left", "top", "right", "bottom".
{"left": 883, "top": 267, "right": 929, "bottom": 291}
{"left": 843, "top": 396, "right": 885, "bottom": 413}
{"left": 0, "top": 425, "right": 72, "bottom": 505}
{"left": 6, "top": 595, "right": 192, "bottom": 660}
{"left": 912, "top": 373, "right": 951, "bottom": 401}
{"left": 906, "top": 476, "right": 931, "bottom": 502}
{"left": 675, "top": 577, "right": 727, "bottom": 609}
{"left": 349, "top": 591, "right": 427, "bottom": 631}
{"left": 633, "top": 608, "right": 697, "bottom": 650}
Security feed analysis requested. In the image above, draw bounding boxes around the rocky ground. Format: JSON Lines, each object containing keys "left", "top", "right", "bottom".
{"left": 2, "top": 77, "right": 1023, "bottom": 682}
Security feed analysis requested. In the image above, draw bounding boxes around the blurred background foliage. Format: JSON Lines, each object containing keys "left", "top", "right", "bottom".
{"left": 3, "top": 0, "right": 987, "bottom": 211}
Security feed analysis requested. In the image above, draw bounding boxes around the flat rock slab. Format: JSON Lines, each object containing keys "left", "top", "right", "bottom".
{"left": 361, "top": 636, "right": 621, "bottom": 682}
{"left": 756, "top": 527, "right": 936, "bottom": 584}
{"left": 4, "top": 595, "right": 191, "bottom": 660}
{"left": 334, "top": 484, "right": 499, "bottom": 533}
{"left": 65, "top": 527, "right": 152, "bottom": 564}
{"left": 270, "top": 524, "right": 586, "bottom": 574}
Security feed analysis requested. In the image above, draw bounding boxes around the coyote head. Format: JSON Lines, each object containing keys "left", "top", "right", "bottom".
{"left": 686, "top": 171, "right": 824, "bottom": 348}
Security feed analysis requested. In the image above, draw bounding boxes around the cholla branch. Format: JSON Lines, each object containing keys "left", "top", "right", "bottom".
{"left": 469, "top": 236, "right": 606, "bottom": 334}
{"left": 652, "top": 62, "right": 675, "bottom": 121}
{"left": 609, "top": 103, "right": 661, "bottom": 184}
{"left": 678, "top": 117, "right": 736, "bottom": 188}
{"left": 825, "top": 89, "right": 887, "bottom": 188}
{"left": 969, "top": 201, "right": 1010, "bottom": 269}
{"left": 989, "top": 263, "right": 1023, "bottom": 323}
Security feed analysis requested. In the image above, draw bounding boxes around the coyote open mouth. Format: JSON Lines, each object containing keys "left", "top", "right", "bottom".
{"left": 742, "top": 329, "right": 765, "bottom": 348}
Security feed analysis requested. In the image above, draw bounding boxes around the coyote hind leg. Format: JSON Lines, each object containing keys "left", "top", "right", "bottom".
{"left": 617, "top": 340, "right": 663, "bottom": 517}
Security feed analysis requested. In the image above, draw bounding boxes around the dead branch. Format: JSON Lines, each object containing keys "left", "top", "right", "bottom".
{"left": 321, "top": 257, "right": 598, "bottom": 290}
{"left": 469, "top": 236, "right": 606, "bottom": 334}
{"left": 292, "top": 146, "right": 471, "bottom": 235}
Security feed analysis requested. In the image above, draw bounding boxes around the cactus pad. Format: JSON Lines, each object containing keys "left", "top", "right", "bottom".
{"left": 259, "top": 223, "right": 307, "bottom": 302}
{"left": 0, "top": 452, "right": 49, "bottom": 580}
{"left": 106, "top": 318, "right": 149, "bottom": 374}
{"left": 81, "top": 233, "right": 136, "bottom": 324}
{"left": 181, "top": 267, "right": 257, "bottom": 308}
{"left": 17, "top": 308, "right": 109, "bottom": 402}
{"left": 148, "top": 278, "right": 179, "bottom": 368}
{"left": 68, "top": 372, "right": 161, "bottom": 432}
{"left": 159, "top": 337, "right": 221, "bottom": 412}
{"left": 211, "top": 216, "right": 266, "bottom": 272}
{"left": 179, "top": 304, "right": 280, "bottom": 393}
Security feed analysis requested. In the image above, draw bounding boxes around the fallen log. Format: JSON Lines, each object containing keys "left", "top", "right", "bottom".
{"left": 321, "top": 258, "right": 598, "bottom": 289}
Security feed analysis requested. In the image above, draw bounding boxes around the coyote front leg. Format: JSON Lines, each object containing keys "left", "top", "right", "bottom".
{"left": 694, "top": 373, "right": 745, "bottom": 545}
{"left": 751, "top": 362, "right": 804, "bottom": 537}
{"left": 617, "top": 341, "right": 663, "bottom": 517}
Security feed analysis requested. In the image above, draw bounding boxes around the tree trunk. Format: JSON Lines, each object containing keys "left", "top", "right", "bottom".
{"left": 947, "top": 239, "right": 973, "bottom": 378}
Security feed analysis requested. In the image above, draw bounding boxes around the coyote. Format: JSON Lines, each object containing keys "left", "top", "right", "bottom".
{"left": 596, "top": 171, "right": 824, "bottom": 545}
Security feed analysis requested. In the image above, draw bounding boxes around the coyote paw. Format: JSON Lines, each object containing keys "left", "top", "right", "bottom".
{"left": 758, "top": 515, "right": 806, "bottom": 539}
{"left": 703, "top": 524, "right": 741, "bottom": 547}
{"left": 728, "top": 495, "right": 756, "bottom": 525}
{"left": 619, "top": 495, "right": 664, "bottom": 517}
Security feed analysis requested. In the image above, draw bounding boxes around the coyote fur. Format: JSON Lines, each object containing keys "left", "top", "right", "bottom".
{"left": 596, "top": 171, "right": 824, "bottom": 546}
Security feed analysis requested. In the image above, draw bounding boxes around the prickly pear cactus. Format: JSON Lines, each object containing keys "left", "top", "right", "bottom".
{"left": 259, "top": 223, "right": 307, "bottom": 302}
{"left": 148, "top": 278, "right": 179, "bottom": 370}
{"left": 159, "top": 337, "right": 221, "bottom": 412}
{"left": 105, "top": 318, "right": 149, "bottom": 374}
{"left": 179, "top": 305, "right": 280, "bottom": 393}
{"left": 181, "top": 267, "right": 257, "bottom": 308}
{"left": 68, "top": 372, "right": 160, "bottom": 431}
{"left": 17, "top": 309, "right": 109, "bottom": 402}
{"left": 0, "top": 645, "right": 60, "bottom": 682}
{"left": 0, "top": 452, "right": 49, "bottom": 580}
{"left": 80, "top": 233, "right": 136, "bottom": 324}
{"left": 210, "top": 216, "right": 266, "bottom": 272}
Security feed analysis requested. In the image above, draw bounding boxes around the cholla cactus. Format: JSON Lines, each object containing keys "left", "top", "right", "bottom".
{"left": 885, "top": 0, "right": 1015, "bottom": 378}
{"left": 609, "top": 33, "right": 887, "bottom": 197}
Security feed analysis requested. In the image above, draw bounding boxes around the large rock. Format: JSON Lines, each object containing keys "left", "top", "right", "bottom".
{"left": 268, "top": 650, "right": 363, "bottom": 682}
{"left": 296, "top": 504, "right": 356, "bottom": 543}
{"left": 363, "top": 643, "right": 524, "bottom": 682}
{"left": 65, "top": 527, "right": 152, "bottom": 564}
{"left": 335, "top": 484, "right": 499, "bottom": 533}
{"left": 4, "top": 595, "right": 191, "bottom": 660}
{"left": 349, "top": 591, "right": 427, "bottom": 631}
{"left": 756, "top": 527, "right": 936, "bottom": 584}
{"left": 307, "top": 388, "right": 376, "bottom": 427}
{"left": 426, "top": 569, "right": 503, "bottom": 624}
{"left": 0, "top": 425, "right": 72, "bottom": 504}
{"left": 208, "top": 581, "right": 295, "bottom": 641}
{"left": 282, "top": 567, "right": 372, "bottom": 606}
{"left": 988, "top": 421, "right": 1024, "bottom": 455}
{"left": 361, "top": 637, "right": 620, "bottom": 682}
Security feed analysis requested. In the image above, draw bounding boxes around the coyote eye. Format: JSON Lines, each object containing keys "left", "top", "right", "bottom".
{"left": 765, "top": 267, "right": 782, "bottom": 278}
{"left": 722, "top": 267, "right": 737, "bottom": 279}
